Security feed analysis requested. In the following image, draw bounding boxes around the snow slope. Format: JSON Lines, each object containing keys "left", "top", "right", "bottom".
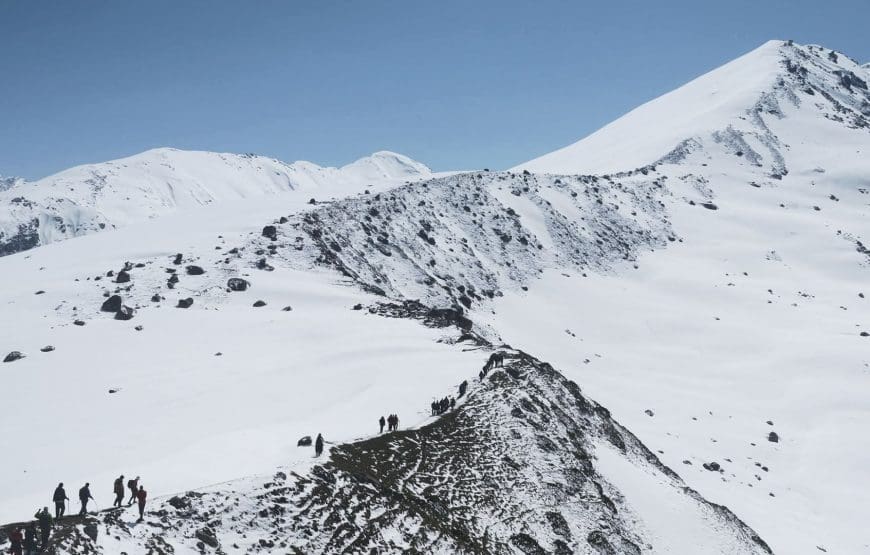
{"left": 0, "top": 148, "right": 432, "bottom": 256}
{"left": 0, "top": 39, "right": 867, "bottom": 554}
{"left": 517, "top": 40, "right": 869, "bottom": 175}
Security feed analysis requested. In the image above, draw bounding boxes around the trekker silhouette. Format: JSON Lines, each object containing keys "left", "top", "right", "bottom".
{"left": 126, "top": 476, "right": 139, "bottom": 506}
{"left": 78, "top": 482, "right": 93, "bottom": 515}
{"left": 315, "top": 433, "right": 324, "bottom": 457}
{"left": 113, "top": 475, "right": 125, "bottom": 507}
{"left": 379, "top": 416, "right": 385, "bottom": 433}
{"left": 34, "top": 507, "right": 52, "bottom": 548}
{"left": 23, "top": 524, "right": 37, "bottom": 555}
{"left": 52, "top": 483, "right": 68, "bottom": 518}
{"left": 8, "top": 526, "right": 23, "bottom": 555}
{"left": 136, "top": 485, "right": 147, "bottom": 521}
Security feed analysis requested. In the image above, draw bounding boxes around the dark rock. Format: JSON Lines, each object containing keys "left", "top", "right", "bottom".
{"left": 701, "top": 202, "right": 719, "bottom": 210}
{"left": 253, "top": 300, "right": 267, "bottom": 307}
{"left": 177, "top": 298, "right": 194, "bottom": 309}
{"left": 644, "top": 409, "right": 654, "bottom": 417}
{"left": 3, "top": 351, "right": 25, "bottom": 363}
{"left": 352, "top": 303, "right": 363, "bottom": 310}
{"left": 40, "top": 346, "right": 55, "bottom": 353}
{"left": 168, "top": 274, "right": 179, "bottom": 284}
{"left": 167, "top": 496, "right": 190, "bottom": 510}
{"left": 83, "top": 522, "right": 98, "bottom": 542}
{"left": 74, "top": 320, "right": 86, "bottom": 326}
{"left": 115, "top": 270, "right": 131, "bottom": 283}
{"left": 703, "top": 462, "right": 721, "bottom": 471}
{"left": 108, "top": 389, "right": 119, "bottom": 394}
{"left": 297, "top": 436, "right": 312, "bottom": 447}
{"left": 860, "top": 331, "right": 869, "bottom": 337}
{"left": 134, "top": 325, "right": 143, "bottom": 331}
{"left": 256, "top": 258, "right": 274, "bottom": 271}
{"left": 101, "top": 295, "right": 123, "bottom": 313}
{"left": 35, "top": 290, "right": 45, "bottom": 295}
{"left": 151, "top": 294, "right": 162, "bottom": 303}
{"left": 173, "top": 253, "right": 183, "bottom": 265}
{"left": 115, "top": 305, "right": 135, "bottom": 321}
{"left": 262, "top": 225, "right": 278, "bottom": 241}
{"left": 282, "top": 306, "right": 292, "bottom": 311}
{"left": 768, "top": 432, "right": 779, "bottom": 443}
{"left": 186, "top": 265, "right": 205, "bottom": 276}
{"left": 227, "top": 278, "right": 249, "bottom": 292}
{"left": 195, "top": 527, "right": 219, "bottom": 549}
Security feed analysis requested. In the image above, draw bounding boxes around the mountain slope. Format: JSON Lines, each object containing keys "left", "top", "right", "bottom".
{"left": 0, "top": 39, "right": 867, "bottom": 555}
{"left": 0, "top": 148, "right": 431, "bottom": 256}
{"left": 517, "top": 40, "right": 869, "bottom": 175}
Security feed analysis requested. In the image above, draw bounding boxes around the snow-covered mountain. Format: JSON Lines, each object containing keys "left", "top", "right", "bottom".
{"left": 0, "top": 39, "right": 868, "bottom": 554}
{"left": 0, "top": 148, "right": 431, "bottom": 256}
{"left": 0, "top": 175, "right": 24, "bottom": 192}
{"left": 518, "top": 40, "right": 869, "bottom": 176}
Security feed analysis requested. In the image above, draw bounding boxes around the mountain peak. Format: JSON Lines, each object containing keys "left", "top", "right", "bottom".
{"left": 516, "top": 40, "right": 869, "bottom": 175}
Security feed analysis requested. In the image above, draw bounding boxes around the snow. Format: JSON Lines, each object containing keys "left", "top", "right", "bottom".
{"left": 0, "top": 148, "right": 434, "bottom": 253}
{"left": 516, "top": 40, "right": 785, "bottom": 175}
{"left": 0, "top": 192, "right": 480, "bottom": 525}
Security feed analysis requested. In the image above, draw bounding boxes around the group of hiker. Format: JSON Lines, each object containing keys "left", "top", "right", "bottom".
{"left": 479, "top": 351, "right": 504, "bottom": 380}
{"left": 378, "top": 414, "right": 400, "bottom": 433}
{"left": 430, "top": 396, "right": 455, "bottom": 416}
{"left": 4, "top": 477, "right": 149, "bottom": 554}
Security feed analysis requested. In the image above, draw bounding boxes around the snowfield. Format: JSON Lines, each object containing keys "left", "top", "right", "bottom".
{"left": 0, "top": 39, "right": 868, "bottom": 554}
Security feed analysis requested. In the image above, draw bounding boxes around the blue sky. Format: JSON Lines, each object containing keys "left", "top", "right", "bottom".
{"left": 1, "top": 0, "right": 868, "bottom": 179}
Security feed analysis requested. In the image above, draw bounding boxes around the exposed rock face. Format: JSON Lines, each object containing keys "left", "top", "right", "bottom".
{"left": 30, "top": 350, "right": 771, "bottom": 554}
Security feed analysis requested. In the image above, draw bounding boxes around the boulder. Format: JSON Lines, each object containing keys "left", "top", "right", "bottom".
{"left": 227, "top": 278, "right": 249, "bottom": 292}
{"left": 297, "top": 436, "right": 312, "bottom": 447}
{"left": 115, "top": 270, "right": 131, "bottom": 283}
{"left": 151, "top": 294, "right": 162, "bottom": 303}
{"left": 177, "top": 298, "right": 194, "bottom": 309}
{"left": 195, "top": 528, "right": 219, "bottom": 549}
{"left": 186, "top": 265, "right": 205, "bottom": 276}
{"left": 253, "top": 300, "right": 267, "bottom": 307}
{"left": 256, "top": 258, "right": 274, "bottom": 271}
{"left": 3, "top": 351, "right": 25, "bottom": 363}
{"left": 83, "top": 522, "right": 98, "bottom": 542}
{"left": 74, "top": 319, "right": 86, "bottom": 326}
{"left": 702, "top": 462, "right": 721, "bottom": 471}
{"left": 282, "top": 305, "right": 293, "bottom": 311}
{"left": 262, "top": 225, "right": 278, "bottom": 241}
{"left": 168, "top": 274, "right": 179, "bottom": 284}
{"left": 40, "top": 346, "right": 55, "bottom": 353}
{"left": 115, "top": 305, "right": 135, "bottom": 321}
{"left": 101, "top": 295, "right": 123, "bottom": 313}
{"left": 173, "top": 253, "right": 183, "bottom": 265}
{"left": 767, "top": 431, "right": 779, "bottom": 443}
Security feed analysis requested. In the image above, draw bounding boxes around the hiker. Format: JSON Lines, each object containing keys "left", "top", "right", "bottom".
{"left": 386, "top": 414, "right": 394, "bottom": 431}
{"left": 379, "top": 415, "right": 386, "bottom": 434}
{"left": 458, "top": 380, "right": 468, "bottom": 397}
{"left": 136, "top": 485, "right": 147, "bottom": 521}
{"left": 9, "top": 526, "right": 23, "bottom": 555}
{"left": 23, "top": 524, "right": 37, "bottom": 555}
{"left": 34, "top": 507, "right": 52, "bottom": 548}
{"left": 430, "top": 400, "right": 437, "bottom": 416}
{"left": 113, "top": 475, "right": 125, "bottom": 507}
{"left": 52, "top": 483, "right": 68, "bottom": 518}
{"left": 450, "top": 397, "right": 456, "bottom": 410}
{"left": 78, "top": 482, "right": 93, "bottom": 515}
{"left": 391, "top": 414, "right": 400, "bottom": 431}
{"left": 315, "top": 433, "right": 324, "bottom": 457}
{"left": 126, "top": 476, "right": 140, "bottom": 506}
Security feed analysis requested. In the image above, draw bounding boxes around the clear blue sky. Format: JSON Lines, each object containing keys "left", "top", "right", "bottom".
{"left": 1, "top": 0, "right": 868, "bottom": 179}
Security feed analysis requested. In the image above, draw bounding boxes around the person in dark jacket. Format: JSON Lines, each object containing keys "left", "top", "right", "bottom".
{"left": 458, "top": 380, "right": 468, "bottom": 397}
{"left": 136, "top": 485, "right": 147, "bottom": 521}
{"left": 314, "top": 433, "right": 324, "bottom": 457}
{"left": 8, "top": 526, "right": 23, "bottom": 555}
{"left": 78, "top": 483, "right": 93, "bottom": 515}
{"left": 23, "top": 524, "right": 38, "bottom": 555}
{"left": 52, "top": 483, "right": 68, "bottom": 518}
{"left": 34, "top": 507, "right": 52, "bottom": 548}
{"left": 113, "top": 475, "right": 125, "bottom": 507}
{"left": 379, "top": 416, "right": 385, "bottom": 433}
{"left": 126, "top": 476, "right": 139, "bottom": 506}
